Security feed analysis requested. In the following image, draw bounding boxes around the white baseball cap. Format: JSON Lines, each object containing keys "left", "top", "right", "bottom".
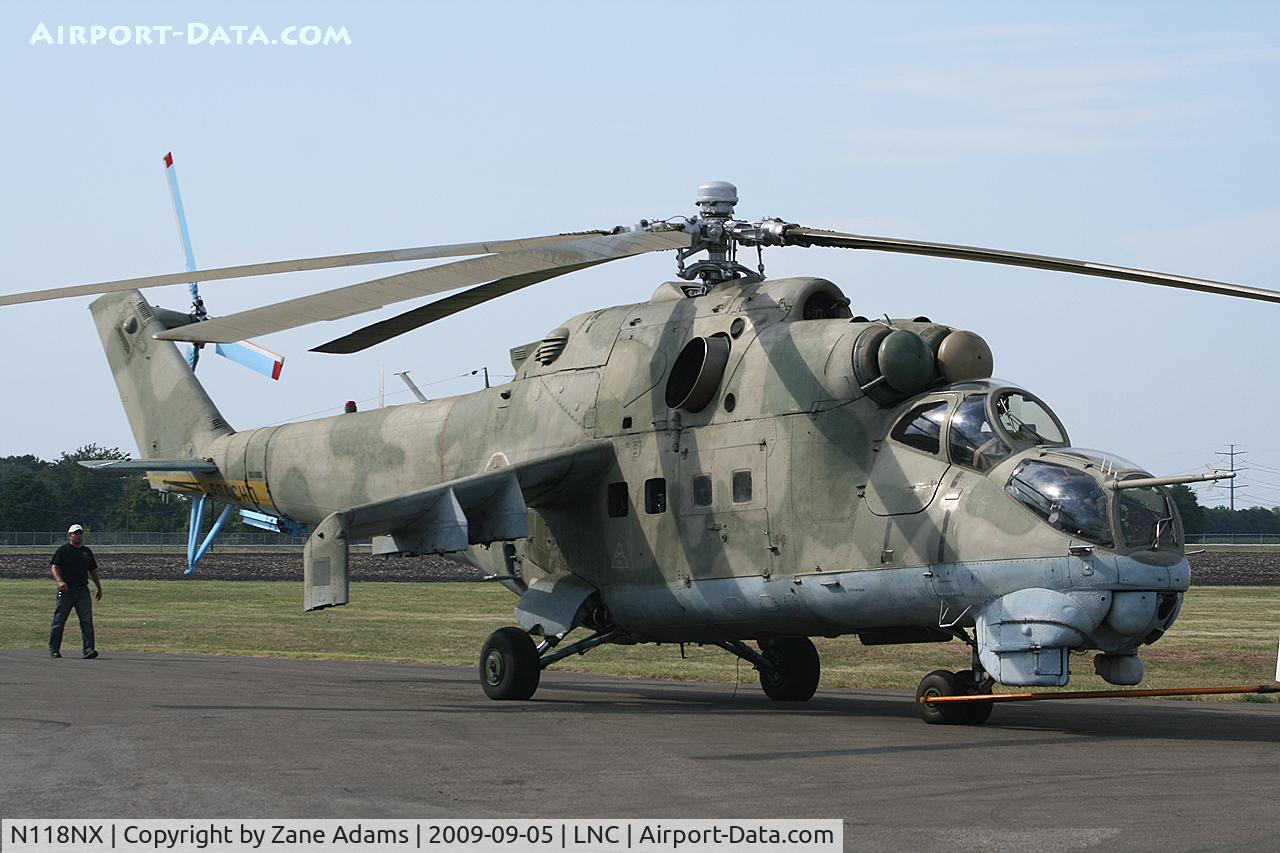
{"left": 67, "top": 524, "right": 84, "bottom": 534}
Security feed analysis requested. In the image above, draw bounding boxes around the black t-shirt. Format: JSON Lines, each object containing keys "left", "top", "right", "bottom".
{"left": 51, "top": 544, "right": 97, "bottom": 587}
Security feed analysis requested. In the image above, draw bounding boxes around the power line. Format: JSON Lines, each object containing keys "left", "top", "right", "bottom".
{"left": 1243, "top": 476, "right": 1280, "bottom": 490}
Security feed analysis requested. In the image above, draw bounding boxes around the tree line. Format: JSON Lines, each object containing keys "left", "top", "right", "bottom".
{"left": 1168, "top": 483, "right": 1280, "bottom": 535}
{"left": 0, "top": 446, "right": 251, "bottom": 533}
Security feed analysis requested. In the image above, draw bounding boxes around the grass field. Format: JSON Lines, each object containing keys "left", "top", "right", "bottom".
{"left": 3, "top": 579, "right": 1277, "bottom": 699}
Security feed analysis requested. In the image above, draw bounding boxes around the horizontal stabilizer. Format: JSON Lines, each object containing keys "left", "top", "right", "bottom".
{"left": 79, "top": 458, "right": 218, "bottom": 473}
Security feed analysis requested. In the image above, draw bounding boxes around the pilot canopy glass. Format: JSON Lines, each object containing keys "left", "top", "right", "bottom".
{"left": 948, "top": 389, "right": 1068, "bottom": 473}
{"left": 1117, "top": 484, "right": 1179, "bottom": 550}
{"left": 994, "top": 391, "right": 1066, "bottom": 448}
{"left": 1005, "top": 460, "right": 1113, "bottom": 546}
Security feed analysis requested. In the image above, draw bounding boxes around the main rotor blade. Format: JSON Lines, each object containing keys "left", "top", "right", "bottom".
{"left": 0, "top": 231, "right": 611, "bottom": 308}
{"left": 157, "top": 228, "right": 691, "bottom": 344}
{"left": 312, "top": 260, "right": 608, "bottom": 354}
{"left": 786, "top": 227, "right": 1280, "bottom": 303}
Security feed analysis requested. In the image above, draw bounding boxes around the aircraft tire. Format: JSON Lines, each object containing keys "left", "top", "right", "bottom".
{"left": 758, "top": 637, "right": 821, "bottom": 702}
{"left": 480, "top": 627, "right": 541, "bottom": 701}
{"left": 953, "top": 669, "right": 994, "bottom": 725}
{"left": 916, "top": 669, "right": 968, "bottom": 724}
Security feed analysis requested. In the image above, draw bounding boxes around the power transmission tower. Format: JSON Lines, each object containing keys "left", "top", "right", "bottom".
{"left": 1215, "top": 444, "right": 1248, "bottom": 511}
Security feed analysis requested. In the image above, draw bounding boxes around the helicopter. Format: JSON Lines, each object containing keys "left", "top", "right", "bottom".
{"left": 4, "top": 180, "right": 1274, "bottom": 724}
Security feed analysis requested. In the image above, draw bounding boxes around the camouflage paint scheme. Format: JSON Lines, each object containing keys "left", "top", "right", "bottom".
{"left": 91, "top": 274, "right": 1188, "bottom": 688}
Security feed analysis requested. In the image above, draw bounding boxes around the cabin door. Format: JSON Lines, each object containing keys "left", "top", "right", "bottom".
{"left": 676, "top": 438, "right": 774, "bottom": 581}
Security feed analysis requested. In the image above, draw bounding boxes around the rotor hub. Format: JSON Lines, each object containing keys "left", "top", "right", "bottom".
{"left": 677, "top": 180, "right": 784, "bottom": 290}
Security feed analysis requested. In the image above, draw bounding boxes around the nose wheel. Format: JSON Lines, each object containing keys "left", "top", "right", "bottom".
{"left": 916, "top": 669, "right": 994, "bottom": 725}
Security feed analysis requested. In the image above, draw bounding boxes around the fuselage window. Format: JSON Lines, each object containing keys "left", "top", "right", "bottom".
{"left": 607, "top": 482, "right": 629, "bottom": 518}
{"left": 890, "top": 400, "right": 949, "bottom": 454}
{"left": 732, "top": 469, "right": 753, "bottom": 503}
{"left": 644, "top": 478, "right": 667, "bottom": 514}
{"left": 692, "top": 474, "right": 713, "bottom": 507}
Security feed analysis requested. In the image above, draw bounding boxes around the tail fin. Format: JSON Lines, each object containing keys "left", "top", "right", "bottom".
{"left": 90, "top": 290, "right": 234, "bottom": 459}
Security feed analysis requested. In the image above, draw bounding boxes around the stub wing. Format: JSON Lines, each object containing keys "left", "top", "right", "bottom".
{"left": 302, "top": 441, "right": 614, "bottom": 611}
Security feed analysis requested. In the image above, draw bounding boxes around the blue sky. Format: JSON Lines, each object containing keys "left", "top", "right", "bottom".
{"left": 1, "top": 2, "right": 1277, "bottom": 507}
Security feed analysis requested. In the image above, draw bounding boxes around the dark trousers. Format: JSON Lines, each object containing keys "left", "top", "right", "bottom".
{"left": 49, "top": 586, "right": 94, "bottom": 653}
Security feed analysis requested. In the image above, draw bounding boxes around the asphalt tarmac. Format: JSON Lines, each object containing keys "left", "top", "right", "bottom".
{"left": 1, "top": 649, "right": 1276, "bottom": 852}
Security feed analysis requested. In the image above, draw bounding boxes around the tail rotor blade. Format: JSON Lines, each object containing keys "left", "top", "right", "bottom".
{"left": 215, "top": 340, "right": 285, "bottom": 380}
{"left": 162, "top": 152, "right": 202, "bottom": 308}
{"left": 163, "top": 152, "right": 204, "bottom": 369}
{"left": 783, "top": 227, "right": 1280, "bottom": 304}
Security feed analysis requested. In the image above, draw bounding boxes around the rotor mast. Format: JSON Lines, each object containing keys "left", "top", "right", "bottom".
{"left": 675, "top": 181, "right": 793, "bottom": 292}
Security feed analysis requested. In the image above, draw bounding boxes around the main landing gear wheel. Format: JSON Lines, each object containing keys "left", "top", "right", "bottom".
{"left": 480, "top": 627, "right": 541, "bottom": 701}
{"left": 916, "top": 669, "right": 993, "bottom": 725}
{"left": 758, "top": 637, "right": 821, "bottom": 702}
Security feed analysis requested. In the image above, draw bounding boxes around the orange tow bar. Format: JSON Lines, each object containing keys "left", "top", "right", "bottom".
{"left": 921, "top": 683, "right": 1280, "bottom": 704}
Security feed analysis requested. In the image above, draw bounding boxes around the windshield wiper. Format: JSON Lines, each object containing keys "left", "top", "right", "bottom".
{"left": 1152, "top": 513, "right": 1174, "bottom": 550}
{"left": 999, "top": 406, "right": 1052, "bottom": 445}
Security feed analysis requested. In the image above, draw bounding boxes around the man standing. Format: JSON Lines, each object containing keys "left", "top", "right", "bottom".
{"left": 49, "top": 523, "right": 102, "bottom": 659}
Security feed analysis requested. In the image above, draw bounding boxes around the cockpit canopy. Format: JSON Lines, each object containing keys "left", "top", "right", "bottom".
{"left": 890, "top": 381, "right": 1069, "bottom": 474}
{"left": 1004, "top": 458, "right": 1180, "bottom": 551}
{"left": 1006, "top": 460, "right": 1112, "bottom": 545}
{"left": 887, "top": 381, "right": 1180, "bottom": 553}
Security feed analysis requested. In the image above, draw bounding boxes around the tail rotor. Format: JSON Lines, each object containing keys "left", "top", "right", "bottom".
{"left": 163, "top": 151, "right": 285, "bottom": 379}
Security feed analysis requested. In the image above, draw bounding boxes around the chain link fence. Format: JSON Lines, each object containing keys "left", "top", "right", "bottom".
{"left": 1185, "top": 534, "right": 1280, "bottom": 545}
